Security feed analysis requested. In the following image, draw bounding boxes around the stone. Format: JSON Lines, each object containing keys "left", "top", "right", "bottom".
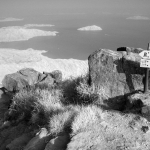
{"left": 50, "top": 70, "right": 62, "bottom": 83}
{"left": 117, "top": 47, "right": 144, "bottom": 54}
{"left": 88, "top": 49, "right": 145, "bottom": 104}
{"left": 38, "top": 75, "right": 54, "bottom": 86}
{"left": 24, "top": 128, "right": 52, "bottom": 150}
{"left": 6, "top": 132, "right": 34, "bottom": 150}
{"left": 45, "top": 134, "right": 70, "bottom": 150}
{"left": 0, "top": 88, "right": 12, "bottom": 119}
{"left": 43, "top": 70, "right": 62, "bottom": 84}
{"left": 142, "top": 106, "right": 150, "bottom": 114}
{"left": 2, "top": 68, "right": 44, "bottom": 92}
{"left": 125, "top": 93, "right": 144, "bottom": 112}
{"left": 0, "top": 123, "right": 27, "bottom": 150}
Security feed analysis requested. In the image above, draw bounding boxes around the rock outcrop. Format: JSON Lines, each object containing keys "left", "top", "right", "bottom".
{"left": 2, "top": 68, "right": 63, "bottom": 92}
{"left": 2, "top": 68, "right": 45, "bottom": 92}
{"left": 88, "top": 49, "right": 145, "bottom": 103}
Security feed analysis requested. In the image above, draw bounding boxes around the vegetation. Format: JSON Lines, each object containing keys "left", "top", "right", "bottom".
{"left": 2, "top": 72, "right": 150, "bottom": 150}
{"left": 5, "top": 73, "right": 101, "bottom": 136}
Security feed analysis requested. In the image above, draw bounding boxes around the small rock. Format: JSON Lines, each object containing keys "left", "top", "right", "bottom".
{"left": 45, "top": 134, "right": 70, "bottom": 150}
{"left": 142, "top": 106, "right": 150, "bottom": 114}
{"left": 24, "top": 128, "right": 52, "bottom": 150}
{"left": 6, "top": 132, "right": 34, "bottom": 150}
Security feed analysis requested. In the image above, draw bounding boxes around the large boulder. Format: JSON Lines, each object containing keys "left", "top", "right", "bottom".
{"left": 2, "top": 68, "right": 45, "bottom": 92}
{"left": 88, "top": 49, "right": 145, "bottom": 104}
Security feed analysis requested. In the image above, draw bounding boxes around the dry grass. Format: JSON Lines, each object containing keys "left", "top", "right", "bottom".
{"left": 71, "top": 105, "right": 103, "bottom": 134}
{"left": 61, "top": 74, "right": 99, "bottom": 105}
{"left": 6, "top": 73, "right": 107, "bottom": 136}
{"left": 8, "top": 84, "right": 64, "bottom": 125}
{"left": 48, "top": 107, "right": 77, "bottom": 135}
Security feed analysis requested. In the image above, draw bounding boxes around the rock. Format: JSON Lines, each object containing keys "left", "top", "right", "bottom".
{"left": 142, "top": 106, "right": 150, "bottom": 114}
{"left": 45, "top": 134, "right": 70, "bottom": 150}
{"left": 0, "top": 121, "right": 11, "bottom": 129}
{"left": 43, "top": 70, "right": 62, "bottom": 84}
{"left": 0, "top": 88, "right": 12, "bottom": 103}
{"left": 2, "top": 68, "right": 45, "bottom": 92}
{"left": 24, "top": 128, "right": 52, "bottom": 150}
{"left": 117, "top": 47, "right": 144, "bottom": 54}
{"left": 50, "top": 70, "right": 62, "bottom": 83}
{"left": 38, "top": 75, "right": 54, "bottom": 86}
{"left": 6, "top": 132, "right": 34, "bottom": 150}
{"left": 126, "top": 93, "right": 144, "bottom": 112}
{"left": 0, "top": 88, "right": 12, "bottom": 119}
{"left": 0, "top": 123, "right": 27, "bottom": 150}
{"left": 88, "top": 49, "right": 145, "bottom": 107}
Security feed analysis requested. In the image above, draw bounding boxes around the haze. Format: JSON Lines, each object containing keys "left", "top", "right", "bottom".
{"left": 0, "top": 0, "right": 150, "bottom": 17}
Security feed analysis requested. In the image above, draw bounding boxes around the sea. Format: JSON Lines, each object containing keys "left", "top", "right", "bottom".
{"left": 0, "top": 13, "right": 150, "bottom": 60}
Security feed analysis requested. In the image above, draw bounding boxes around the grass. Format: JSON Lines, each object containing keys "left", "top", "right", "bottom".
{"left": 48, "top": 106, "right": 77, "bottom": 135}
{"left": 61, "top": 73, "right": 100, "bottom": 105}
{"left": 71, "top": 105, "right": 102, "bottom": 134}
{"left": 5, "top": 73, "right": 109, "bottom": 136}
{"left": 2, "top": 71, "right": 150, "bottom": 150}
{"left": 8, "top": 84, "right": 64, "bottom": 125}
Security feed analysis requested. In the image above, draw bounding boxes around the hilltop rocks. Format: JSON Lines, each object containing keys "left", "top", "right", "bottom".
{"left": 2, "top": 68, "right": 44, "bottom": 92}
{"left": 2, "top": 68, "right": 62, "bottom": 92}
{"left": 88, "top": 49, "right": 145, "bottom": 109}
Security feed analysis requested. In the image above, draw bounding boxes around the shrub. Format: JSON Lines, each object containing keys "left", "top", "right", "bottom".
{"left": 30, "top": 87, "right": 64, "bottom": 125}
{"left": 8, "top": 85, "right": 64, "bottom": 125}
{"left": 61, "top": 73, "right": 99, "bottom": 105}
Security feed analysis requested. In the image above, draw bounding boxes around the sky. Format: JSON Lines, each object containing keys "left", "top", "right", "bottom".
{"left": 0, "top": 0, "right": 150, "bottom": 17}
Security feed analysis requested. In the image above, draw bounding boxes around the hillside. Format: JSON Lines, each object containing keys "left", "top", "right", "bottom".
{"left": 1, "top": 47, "right": 150, "bottom": 150}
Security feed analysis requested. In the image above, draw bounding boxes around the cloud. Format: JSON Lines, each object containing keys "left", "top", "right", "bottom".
{"left": 24, "top": 24, "right": 54, "bottom": 28}
{"left": 78, "top": 25, "right": 102, "bottom": 31}
{"left": 0, "top": 24, "right": 58, "bottom": 42}
{"left": 0, "top": 17, "right": 23, "bottom": 22}
{"left": 126, "top": 16, "right": 150, "bottom": 20}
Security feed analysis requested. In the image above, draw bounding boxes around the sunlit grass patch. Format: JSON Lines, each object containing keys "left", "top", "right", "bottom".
{"left": 49, "top": 107, "right": 77, "bottom": 136}
{"left": 71, "top": 105, "right": 102, "bottom": 134}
